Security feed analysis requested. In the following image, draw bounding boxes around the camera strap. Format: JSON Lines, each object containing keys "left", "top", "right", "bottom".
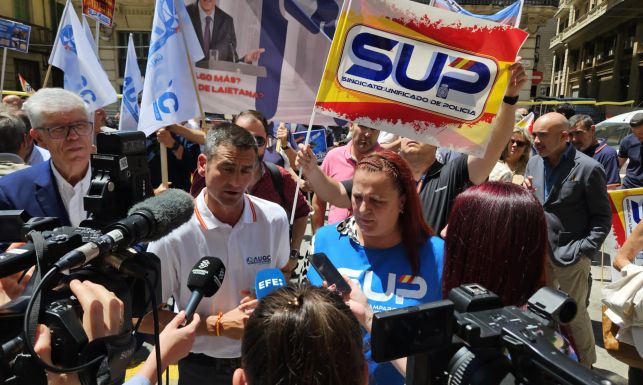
{"left": 77, "top": 331, "right": 136, "bottom": 385}
{"left": 25, "top": 231, "right": 49, "bottom": 350}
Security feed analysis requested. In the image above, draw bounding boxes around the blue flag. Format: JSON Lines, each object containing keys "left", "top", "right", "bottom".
{"left": 138, "top": 0, "right": 204, "bottom": 136}
{"left": 49, "top": 0, "right": 117, "bottom": 112}
{"left": 119, "top": 34, "right": 143, "bottom": 131}
{"left": 432, "top": 0, "right": 524, "bottom": 28}
{"left": 82, "top": 14, "right": 98, "bottom": 54}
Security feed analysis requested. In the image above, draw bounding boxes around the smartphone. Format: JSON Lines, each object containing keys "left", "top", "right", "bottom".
{"left": 309, "top": 252, "right": 351, "bottom": 295}
{"left": 371, "top": 300, "right": 454, "bottom": 363}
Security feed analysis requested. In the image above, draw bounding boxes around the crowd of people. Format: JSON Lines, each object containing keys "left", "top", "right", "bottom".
{"left": 0, "top": 55, "right": 642, "bottom": 385}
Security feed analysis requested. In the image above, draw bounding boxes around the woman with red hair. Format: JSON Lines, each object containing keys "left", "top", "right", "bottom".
{"left": 308, "top": 149, "right": 444, "bottom": 385}
{"left": 442, "top": 181, "right": 547, "bottom": 306}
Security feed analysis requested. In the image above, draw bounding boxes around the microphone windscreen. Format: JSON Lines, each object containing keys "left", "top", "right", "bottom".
{"left": 255, "top": 268, "right": 286, "bottom": 300}
{"left": 187, "top": 256, "right": 226, "bottom": 297}
{"left": 128, "top": 189, "right": 194, "bottom": 241}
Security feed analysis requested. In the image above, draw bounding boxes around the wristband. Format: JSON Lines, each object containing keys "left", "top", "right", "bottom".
{"left": 215, "top": 311, "right": 223, "bottom": 336}
{"left": 503, "top": 95, "right": 519, "bottom": 105}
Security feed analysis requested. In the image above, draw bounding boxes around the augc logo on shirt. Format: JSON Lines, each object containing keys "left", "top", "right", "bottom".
{"left": 246, "top": 255, "right": 272, "bottom": 265}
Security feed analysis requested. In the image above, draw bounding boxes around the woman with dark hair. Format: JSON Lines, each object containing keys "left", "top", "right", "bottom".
{"left": 233, "top": 284, "right": 367, "bottom": 385}
{"left": 442, "top": 181, "right": 547, "bottom": 306}
{"left": 308, "top": 149, "right": 444, "bottom": 385}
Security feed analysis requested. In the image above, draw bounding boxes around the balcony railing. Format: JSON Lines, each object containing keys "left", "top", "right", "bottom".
{"left": 549, "top": 0, "right": 608, "bottom": 49}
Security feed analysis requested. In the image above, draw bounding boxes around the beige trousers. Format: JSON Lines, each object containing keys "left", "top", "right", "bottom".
{"left": 546, "top": 256, "right": 596, "bottom": 367}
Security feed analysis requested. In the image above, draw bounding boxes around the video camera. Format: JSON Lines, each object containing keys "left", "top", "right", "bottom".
{"left": 0, "top": 132, "right": 167, "bottom": 385}
{"left": 371, "top": 284, "right": 613, "bottom": 385}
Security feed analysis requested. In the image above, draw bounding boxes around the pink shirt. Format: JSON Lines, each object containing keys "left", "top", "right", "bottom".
{"left": 320, "top": 141, "right": 381, "bottom": 224}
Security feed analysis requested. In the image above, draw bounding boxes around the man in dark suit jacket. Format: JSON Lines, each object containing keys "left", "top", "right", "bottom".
{"left": 0, "top": 88, "right": 94, "bottom": 230}
{"left": 186, "top": 0, "right": 264, "bottom": 65}
{"left": 525, "top": 112, "right": 612, "bottom": 367}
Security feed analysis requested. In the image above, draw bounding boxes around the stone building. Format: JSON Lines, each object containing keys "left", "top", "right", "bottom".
{"left": 549, "top": 0, "right": 642, "bottom": 103}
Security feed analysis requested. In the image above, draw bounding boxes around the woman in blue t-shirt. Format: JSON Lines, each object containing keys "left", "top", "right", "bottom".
{"left": 308, "top": 150, "right": 444, "bottom": 385}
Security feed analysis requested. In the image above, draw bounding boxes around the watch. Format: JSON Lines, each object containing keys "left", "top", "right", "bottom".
{"left": 503, "top": 95, "right": 519, "bottom": 105}
{"left": 170, "top": 140, "right": 181, "bottom": 151}
{"left": 289, "top": 249, "right": 300, "bottom": 261}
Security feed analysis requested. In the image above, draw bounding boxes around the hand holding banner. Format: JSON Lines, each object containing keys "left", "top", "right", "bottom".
{"left": 314, "top": 0, "right": 528, "bottom": 157}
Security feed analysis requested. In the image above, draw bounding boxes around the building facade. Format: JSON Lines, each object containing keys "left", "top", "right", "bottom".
{"left": 549, "top": 0, "right": 642, "bottom": 104}
{"left": 454, "top": 0, "right": 559, "bottom": 101}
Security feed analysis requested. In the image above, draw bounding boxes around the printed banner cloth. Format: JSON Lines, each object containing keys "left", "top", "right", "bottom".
{"left": 608, "top": 187, "right": 643, "bottom": 247}
{"left": 186, "top": 0, "right": 342, "bottom": 125}
{"left": 314, "top": 0, "right": 528, "bottom": 156}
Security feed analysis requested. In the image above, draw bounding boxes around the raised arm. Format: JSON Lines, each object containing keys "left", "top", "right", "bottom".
{"left": 296, "top": 144, "right": 351, "bottom": 209}
{"left": 467, "top": 61, "right": 528, "bottom": 185}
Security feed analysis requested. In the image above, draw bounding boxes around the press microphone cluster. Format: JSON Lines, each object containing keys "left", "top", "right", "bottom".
{"left": 184, "top": 257, "right": 226, "bottom": 322}
{"left": 55, "top": 189, "right": 195, "bottom": 270}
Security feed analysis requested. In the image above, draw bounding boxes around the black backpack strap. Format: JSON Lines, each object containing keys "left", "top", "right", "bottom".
{"left": 264, "top": 162, "right": 288, "bottom": 212}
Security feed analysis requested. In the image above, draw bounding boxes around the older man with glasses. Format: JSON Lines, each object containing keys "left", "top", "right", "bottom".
{"left": 0, "top": 88, "right": 94, "bottom": 229}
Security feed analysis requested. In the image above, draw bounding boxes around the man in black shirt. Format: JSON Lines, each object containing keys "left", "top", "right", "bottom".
{"left": 296, "top": 62, "right": 528, "bottom": 233}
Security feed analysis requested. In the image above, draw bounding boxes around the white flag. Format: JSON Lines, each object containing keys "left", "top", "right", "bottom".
{"left": 119, "top": 34, "right": 143, "bottom": 131}
{"left": 49, "top": 0, "right": 117, "bottom": 113}
{"left": 138, "top": 0, "right": 204, "bottom": 136}
{"left": 82, "top": 14, "right": 98, "bottom": 54}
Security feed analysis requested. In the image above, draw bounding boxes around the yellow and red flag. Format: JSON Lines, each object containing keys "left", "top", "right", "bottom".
{"left": 608, "top": 188, "right": 643, "bottom": 246}
{"left": 314, "top": 0, "right": 528, "bottom": 156}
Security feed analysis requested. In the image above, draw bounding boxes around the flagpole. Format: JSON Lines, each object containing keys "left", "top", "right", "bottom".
{"left": 288, "top": 0, "right": 353, "bottom": 225}
{"left": 160, "top": 144, "right": 169, "bottom": 187}
{"left": 0, "top": 47, "right": 7, "bottom": 98}
{"left": 42, "top": 65, "right": 52, "bottom": 88}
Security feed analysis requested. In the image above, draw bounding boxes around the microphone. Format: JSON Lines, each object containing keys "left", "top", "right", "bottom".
{"left": 184, "top": 257, "right": 226, "bottom": 322}
{"left": 255, "top": 268, "right": 286, "bottom": 300}
{"left": 55, "top": 189, "right": 194, "bottom": 270}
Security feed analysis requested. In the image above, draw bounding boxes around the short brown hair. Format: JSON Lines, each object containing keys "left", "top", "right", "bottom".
{"left": 241, "top": 284, "right": 365, "bottom": 385}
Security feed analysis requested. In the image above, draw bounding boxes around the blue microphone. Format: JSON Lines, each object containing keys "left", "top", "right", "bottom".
{"left": 255, "top": 268, "right": 286, "bottom": 300}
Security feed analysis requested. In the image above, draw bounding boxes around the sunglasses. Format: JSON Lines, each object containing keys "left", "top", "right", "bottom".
{"left": 510, "top": 139, "right": 527, "bottom": 148}
{"left": 254, "top": 135, "right": 267, "bottom": 147}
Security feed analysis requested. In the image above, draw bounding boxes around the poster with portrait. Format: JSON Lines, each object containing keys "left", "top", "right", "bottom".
{"left": 185, "top": 0, "right": 341, "bottom": 125}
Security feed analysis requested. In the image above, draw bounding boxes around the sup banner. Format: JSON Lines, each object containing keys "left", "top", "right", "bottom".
{"left": 314, "top": 0, "right": 528, "bottom": 156}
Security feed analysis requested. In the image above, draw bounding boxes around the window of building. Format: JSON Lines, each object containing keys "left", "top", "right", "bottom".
{"left": 13, "top": 0, "right": 31, "bottom": 23}
{"left": 117, "top": 31, "right": 150, "bottom": 81}
{"left": 604, "top": 36, "right": 616, "bottom": 58}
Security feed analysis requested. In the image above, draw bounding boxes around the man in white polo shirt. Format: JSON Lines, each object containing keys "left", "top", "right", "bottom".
{"left": 147, "top": 123, "right": 289, "bottom": 385}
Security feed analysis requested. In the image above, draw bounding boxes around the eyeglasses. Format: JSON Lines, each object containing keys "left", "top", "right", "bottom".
{"left": 40, "top": 121, "right": 93, "bottom": 140}
{"left": 510, "top": 139, "right": 527, "bottom": 148}
{"left": 254, "top": 135, "right": 267, "bottom": 147}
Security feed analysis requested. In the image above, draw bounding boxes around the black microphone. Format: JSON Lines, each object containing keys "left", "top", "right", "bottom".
{"left": 55, "top": 189, "right": 194, "bottom": 270}
{"left": 184, "top": 257, "right": 226, "bottom": 322}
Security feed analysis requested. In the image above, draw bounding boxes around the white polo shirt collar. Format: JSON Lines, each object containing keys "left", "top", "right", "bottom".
{"left": 194, "top": 189, "right": 257, "bottom": 230}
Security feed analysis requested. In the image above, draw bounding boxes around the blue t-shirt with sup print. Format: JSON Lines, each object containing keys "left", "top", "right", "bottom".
{"left": 308, "top": 223, "right": 444, "bottom": 385}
